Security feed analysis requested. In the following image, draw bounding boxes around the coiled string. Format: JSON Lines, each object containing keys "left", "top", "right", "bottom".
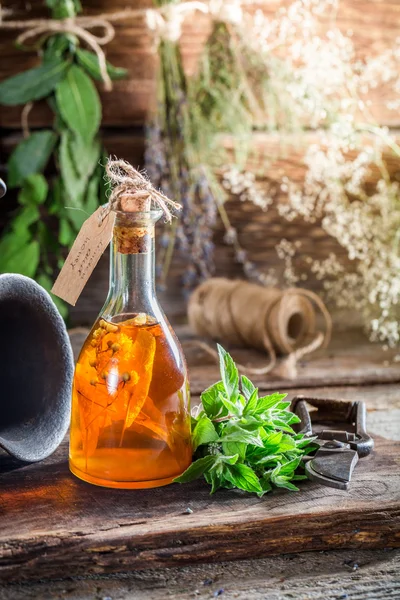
{"left": 187, "top": 278, "right": 332, "bottom": 379}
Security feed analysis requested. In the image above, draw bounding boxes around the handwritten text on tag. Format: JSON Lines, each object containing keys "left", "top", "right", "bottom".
{"left": 52, "top": 207, "right": 115, "bottom": 306}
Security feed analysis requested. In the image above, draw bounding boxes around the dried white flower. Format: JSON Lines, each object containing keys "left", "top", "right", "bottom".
{"left": 222, "top": 167, "right": 274, "bottom": 210}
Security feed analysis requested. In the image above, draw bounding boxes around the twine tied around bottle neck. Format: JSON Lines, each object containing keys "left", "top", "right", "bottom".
{"left": 187, "top": 278, "right": 332, "bottom": 380}
{"left": 104, "top": 158, "right": 181, "bottom": 222}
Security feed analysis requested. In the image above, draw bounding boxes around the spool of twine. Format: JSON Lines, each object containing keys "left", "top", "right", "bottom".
{"left": 187, "top": 278, "right": 332, "bottom": 379}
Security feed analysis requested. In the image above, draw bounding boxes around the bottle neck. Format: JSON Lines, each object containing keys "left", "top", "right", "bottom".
{"left": 103, "top": 221, "right": 158, "bottom": 318}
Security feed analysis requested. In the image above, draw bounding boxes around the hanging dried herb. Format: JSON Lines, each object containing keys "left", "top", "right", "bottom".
{"left": 0, "top": 0, "right": 126, "bottom": 317}
{"left": 145, "top": 7, "right": 281, "bottom": 292}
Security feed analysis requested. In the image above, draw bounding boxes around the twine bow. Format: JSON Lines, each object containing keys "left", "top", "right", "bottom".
{"left": 208, "top": 0, "right": 243, "bottom": 25}
{"left": 105, "top": 158, "right": 181, "bottom": 222}
{"left": 0, "top": 6, "right": 116, "bottom": 90}
{"left": 146, "top": 2, "right": 208, "bottom": 44}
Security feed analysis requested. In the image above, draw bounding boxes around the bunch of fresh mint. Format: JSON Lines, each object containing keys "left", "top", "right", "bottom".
{"left": 174, "top": 345, "right": 316, "bottom": 496}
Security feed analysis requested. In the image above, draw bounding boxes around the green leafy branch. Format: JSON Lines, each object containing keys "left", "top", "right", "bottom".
{"left": 0, "top": 0, "right": 126, "bottom": 316}
{"left": 174, "top": 345, "right": 316, "bottom": 495}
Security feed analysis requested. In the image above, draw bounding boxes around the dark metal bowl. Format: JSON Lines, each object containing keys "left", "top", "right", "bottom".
{"left": 0, "top": 274, "right": 73, "bottom": 462}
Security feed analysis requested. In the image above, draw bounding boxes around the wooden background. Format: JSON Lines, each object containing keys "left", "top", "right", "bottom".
{"left": 0, "top": 0, "right": 399, "bottom": 324}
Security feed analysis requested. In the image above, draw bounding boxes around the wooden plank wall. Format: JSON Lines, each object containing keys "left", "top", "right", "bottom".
{"left": 1, "top": 0, "right": 399, "bottom": 128}
{"left": 0, "top": 0, "right": 399, "bottom": 324}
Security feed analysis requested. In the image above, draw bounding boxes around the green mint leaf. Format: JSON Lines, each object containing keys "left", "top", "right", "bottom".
{"left": 76, "top": 48, "right": 128, "bottom": 82}
{"left": 192, "top": 414, "right": 218, "bottom": 451}
{"left": 273, "top": 410, "right": 301, "bottom": 425}
{"left": 273, "top": 477, "right": 300, "bottom": 492}
{"left": 301, "top": 443, "right": 319, "bottom": 456}
{"left": 59, "top": 130, "right": 86, "bottom": 198}
{"left": 8, "top": 130, "right": 57, "bottom": 188}
{"left": 46, "top": 0, "right": 81, "bottom": 19}
{"left": 224, "top": 463, "right": 262, "bottom": 494}
{"left": 284, "top": 450, "right": 302, "bottom": 460}
{"left": 270, "top": 463, "right": 282, "bottom": 481}
{"left": 69, "top": 132, "right": 101, "bottom": 180}
{"left": 205, "top": 468, "right": 223, "bottom": 494}
{"left": 0, "top": 60, "right": 69, "bottom": 106}
{"left": 59, "top": 218, "right": 75, "bottom": 246}
{"left": 0, "top": 232, "right": 39, "bottom": 278}
{"left": 273, "top": 420, "right": 296, "bottom": 434}
{"left": 85, "top": 175, "right": 100, "bottom": 215}
{"left": 243, "top": 388, "right": 258, "bottom": 415}
{"left": 294, "top": 435, "right": 317, "bottom": 448}
{"left": 173, "top": 455, "right": 217, "bottom": 484}
{"left": 292, "top": 474, "right": 308, "bottom": 481}
{"left": 238, "top": 394, "right": 247, "bottom": 408}
{"left": 222, "top": 440, "right": 247, "bottom": 460}
{"left": 276, "top": 401, "right": 291, "bottom": 410}
{"left": 48, "top": 177, "right": 63, "bottom": 215}
{"left": 43, "top": 35, "right": 72, "bottom": 62}
{"left": 220, "top": 423, "right": 264, "bottom": 447}
{"left": 12, "top": 206, "right": 40, "bottom": 235}
{"left": 238, "top": 420, "right": 261, "bottom": 432}
{"left": 255, "top": 454, "right": 282, "bottom": 466}
{"left": 18, "top": 174, "right": 48, "bottom": 206}
{"left": 256, "top": 393, "right": 287, "bottom": 413}
{"left": 279, "top": 457, "right": 302, "bottom": 475}
{"left": 257, "top": 476, "right": 273, "bottom": 497}
{"left": 219, "top": 392, "right": 241, "bottom": 417}
{"left": 200, "top": 381, "right": 225, "bottom": 418}
{"left": 278, "top": 434, "right": 297, "bottom": 452}
{"left": 263, "top": 430, "right": 283, "bottom": 449}
{"left": 217, "top": 344, "right": 239, "bottom": 402}
{"left": 56, "top": 64, "right": 101, "bottom": 141}
{"left": 219, "top": 454, "right": 239, "bottom": 465}
{"left": 241, "top": 375, "right": 256, "bottom": 400}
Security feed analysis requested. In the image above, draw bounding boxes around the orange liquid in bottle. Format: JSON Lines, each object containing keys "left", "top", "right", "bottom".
{"left": 69, "top": 314, "right": 192, "bottom": 488}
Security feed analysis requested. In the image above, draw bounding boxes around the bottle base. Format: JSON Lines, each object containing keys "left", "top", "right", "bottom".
{"left": 69, "top": 462, "right": 179, "bottom": 489}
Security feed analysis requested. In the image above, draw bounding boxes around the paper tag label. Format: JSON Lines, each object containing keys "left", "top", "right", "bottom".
{"left": 52, "top": 207, "right": 115, "bottom": 306}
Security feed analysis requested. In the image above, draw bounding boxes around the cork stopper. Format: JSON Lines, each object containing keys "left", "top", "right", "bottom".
{"left": 120, "top": 191, "right": 151, "bottom": 213}
{"left": 114, "top": 193, "right": 153, "bottom": 255}
{"left": 104, "top": 157, "right": 181, "bottom": 254}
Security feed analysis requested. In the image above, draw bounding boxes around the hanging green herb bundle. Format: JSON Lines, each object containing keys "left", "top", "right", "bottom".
{"left": 175, "top": 345, "right": 316, "bottom": 495}
{"left": 145, "top": 5, "right": 286, "bottom": 292}
{"left": 0, "top": 0, "right": 126, "bottom": 316}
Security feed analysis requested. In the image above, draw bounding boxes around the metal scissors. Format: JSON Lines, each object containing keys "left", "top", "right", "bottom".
{"left": 292, "top": 396, "right": 374, "bottom": 491}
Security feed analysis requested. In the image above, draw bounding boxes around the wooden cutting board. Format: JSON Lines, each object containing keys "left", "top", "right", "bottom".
{"left": 0, "top": 433, "right": 399, "bottom": 583}
{"left": 0, "top": 329, "right": 399, "bottom": 583}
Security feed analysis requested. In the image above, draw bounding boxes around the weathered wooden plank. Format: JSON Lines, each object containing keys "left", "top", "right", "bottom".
{"left": 183, "top": 332, "right": 400, "bottom": 394}
{"left": 0, "top": 0, "right": 399, "bottom": 128}
{"left": 0, "top": 333, "right": 398, "bottom": 583}
{"left": 0, "top": 431, "right": 399, "bottom": 582}
{"left": 1, "top": 548, "right": 399, "bottom": 600}
{"left": 69, "top": 326, "right": 400, "bottom": 392}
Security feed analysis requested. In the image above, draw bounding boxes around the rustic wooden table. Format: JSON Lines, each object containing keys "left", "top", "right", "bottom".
{"left": 1, "top": 326, "right": 399, "bottom": 599}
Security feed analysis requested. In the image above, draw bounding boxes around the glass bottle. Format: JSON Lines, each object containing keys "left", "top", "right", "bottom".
{"left": 69, "top": 209, "right": 192, "bottom": 488}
